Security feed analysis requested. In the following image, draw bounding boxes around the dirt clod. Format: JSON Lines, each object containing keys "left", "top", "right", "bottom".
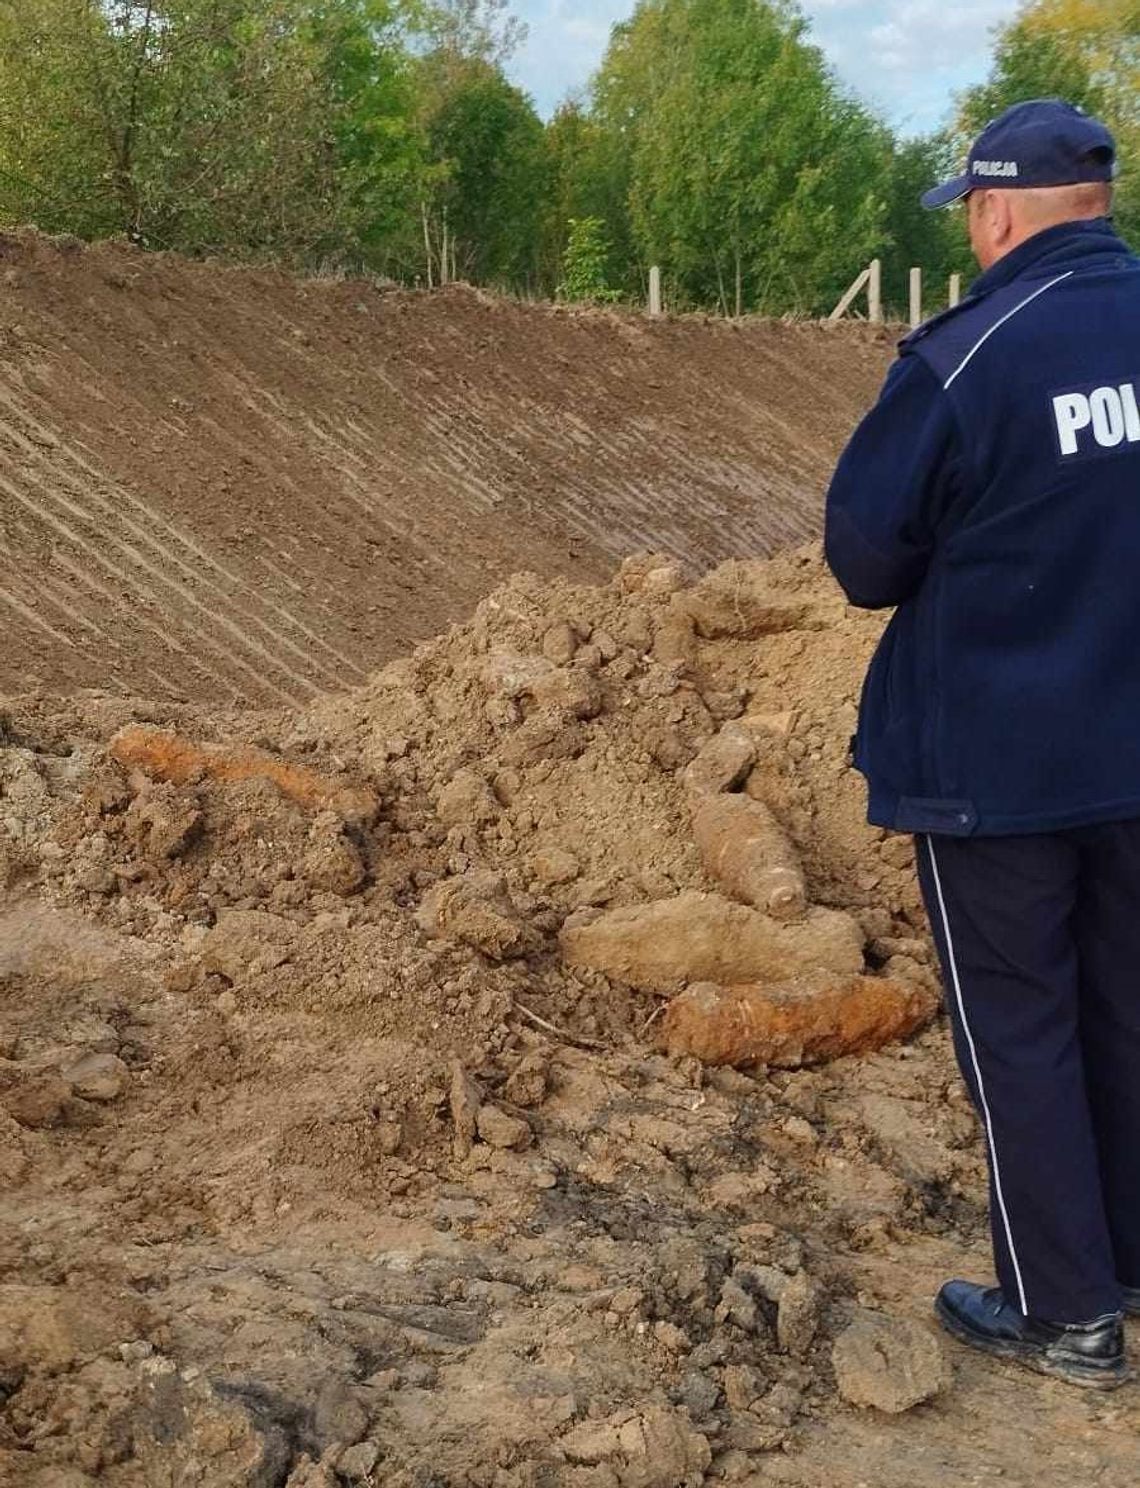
{"left": 777, "top": 1271, "right": 823, "bottom": 1358}
{"left": 502, "top": 1052, "right": 549, "bottom": 1108}
{"left": 682, "top": 728, "right": 756, "bottom": 797}
{"left": 337, "top": 1440, "right": 381, "bottom": 1481}
{"left": 832, "top": 1310, "right": 952, "bottom": 1413}
{"left": 62, "top": 1051, "right": 130, "bottom": 1102}
{"left": 417, "top": 873, "right": 529, "bottom": 958}
{"left": 476, "top": 1103, "right": 532, "bottom": 1150}
{"left": 560, "top": 1407, "right": 711, "bottom": 1487}
{"left": 201, "top": 909, "right": 297, "bottom": 982}
{"left": 449, "top": 1058, "right": 483, "bottom": 1157}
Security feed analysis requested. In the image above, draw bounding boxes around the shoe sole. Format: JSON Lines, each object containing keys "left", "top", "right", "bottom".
{"left": 935, "top": 1295, "right": 1130, "bottom": 1391}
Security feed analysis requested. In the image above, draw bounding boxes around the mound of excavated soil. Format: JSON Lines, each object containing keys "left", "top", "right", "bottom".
{"left": 0, "top": 229, "right": 890, "bottom": 706}
{"left": 5, "top": 547, "right": 938, "bottom": 1071}
{"left": 2, "top": 551, "right": 1133, "bottom": 1488}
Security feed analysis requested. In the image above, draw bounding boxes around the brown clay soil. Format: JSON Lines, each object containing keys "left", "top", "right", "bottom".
{"left": 0, "top": 229, "right": 891, "bottom": 706}
{"left": 4, "top": 530, "right": 1140, "bottom": 1487}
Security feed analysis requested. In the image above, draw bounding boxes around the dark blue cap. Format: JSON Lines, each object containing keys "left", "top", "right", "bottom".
{"left": 922, "top": 98, "right": 1116, "bottom": 210}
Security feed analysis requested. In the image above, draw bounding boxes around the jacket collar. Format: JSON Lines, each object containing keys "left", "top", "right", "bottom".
{"left": 969, "top": 217, "right": 1131, "bottom": 296}
{"left": 901, "top": 217, "right": 1132, "bottom": 351}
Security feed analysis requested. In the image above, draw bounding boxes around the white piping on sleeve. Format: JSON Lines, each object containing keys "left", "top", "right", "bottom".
{"left": 925, "top": 835, "right": 1030, "bottom": 1316}
{"left": 943, "top": 271, "right": 1074, "bottom": 390}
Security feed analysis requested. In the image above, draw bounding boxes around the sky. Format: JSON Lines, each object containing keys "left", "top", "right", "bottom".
{"left": 506, "top": 0, "right": 1024, "bottom": 136}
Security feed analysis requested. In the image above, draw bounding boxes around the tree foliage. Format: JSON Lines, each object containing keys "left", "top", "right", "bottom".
{"left": 416, "top": 53, "right": 546, "bottom": 287}
{"left": 0, "top": 0, "right": 423, "bottom": 264}
{"left": 879, "top": 135, "right": 972, "bottom": 309}
{"left": 557, "top": 216, "right": 620, "bottom": 302}
{"left": 591, "top": 0, "right": 893, "bottom": 315}
{"left": 0, "top": 0, "right": 112, "bottom": 238}
{"left": 539, "top": 102, "right": 634, "bottom": 294}
{"left": 0, "top": 0, "right": 1133, "bottom": 310}
{"left": 959, "top": 0, "right": 1140, "bottom": 241}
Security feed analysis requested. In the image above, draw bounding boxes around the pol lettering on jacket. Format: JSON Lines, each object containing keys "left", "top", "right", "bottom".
{"left": 1053, "top": 382, "right": 1140, "bottom": 456}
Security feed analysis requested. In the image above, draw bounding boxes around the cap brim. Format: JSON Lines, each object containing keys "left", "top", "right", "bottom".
{"left": 920, "top": 174, "right": 972, "bottom": 210}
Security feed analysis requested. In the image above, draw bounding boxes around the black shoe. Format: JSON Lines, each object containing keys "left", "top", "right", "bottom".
{"left": 1122, "top": 1283, "right": 1140, "bottom": 1318}
{"left": 935, "top": 1281, "right": 1128, "bottom": 1390}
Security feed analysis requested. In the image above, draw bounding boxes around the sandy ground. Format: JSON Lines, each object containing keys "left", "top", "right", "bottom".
{"left": 4, "top": 545, "right": 1139, "bottom": 1486}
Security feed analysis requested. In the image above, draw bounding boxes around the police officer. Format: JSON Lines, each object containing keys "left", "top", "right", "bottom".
{"left": 826, "top": 98, "right": 1140, "bottom": 1389}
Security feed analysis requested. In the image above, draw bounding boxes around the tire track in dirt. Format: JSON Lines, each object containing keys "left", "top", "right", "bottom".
{"left": 0, "top": 231, "right": 892, "bottom": 702}
{"left": 2, "top": 381, "right": 360, "bottom": 691}
{"left": 0, "top": 455, "right": 312, "bottom": 707}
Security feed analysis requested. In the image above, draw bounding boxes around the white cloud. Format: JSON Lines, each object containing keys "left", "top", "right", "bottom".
{"left": 509, "top": 0, "right": 630, "bottom": 111}
{"left": 805, "top": 0, "right": 1021, "bottom": 128}
{"left": 505, "top": 0, "right": 1024, "bottom": 134}
{"left": 561, "top": 14, "right": 614, "bottom": 43}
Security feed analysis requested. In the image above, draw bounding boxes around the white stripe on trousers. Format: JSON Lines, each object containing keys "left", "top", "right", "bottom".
{"left": 925, "top": 835, "right": 1029, "bottom": 1315}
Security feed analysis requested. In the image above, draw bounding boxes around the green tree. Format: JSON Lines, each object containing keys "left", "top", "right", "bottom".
{"left": 879, "top": 134, "right": 973, "bottom": 315}
{"left": 416, "top": 54, "right": 546, "bottom": 288}
{"left": 538, "top": 102, "right": 635, "bottom": 296}
{"left": 959, "top": 0, "right": 1139, "bottom": 243}
{"left": 590, "top": 0, "right": 892, "bottom": 315}
{"left": 0, "top": 0, "right": 424, "bottom": 268}
{"left": 557, "top": 216, "right": 620, "bottom": 302}
{"left": 0, "top": 0, "right": 123, "bottom": 239}
{"left": 422, "top": 0, "right": 527, "bottom": 65}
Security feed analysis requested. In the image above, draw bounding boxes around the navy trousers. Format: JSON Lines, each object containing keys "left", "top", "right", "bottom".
{"left": 916, "top": 823, "right": 1140, "bottom": 1324}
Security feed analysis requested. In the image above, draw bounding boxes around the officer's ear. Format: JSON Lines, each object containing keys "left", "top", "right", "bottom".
{"left": 968, "top": 189, "right": 1015, "bottom": 268}
{"left": 994, "top": 191, "right": 1016, "bottom": 246}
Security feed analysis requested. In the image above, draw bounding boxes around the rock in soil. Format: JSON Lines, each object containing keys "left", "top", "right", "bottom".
{"left": 777, "top": 1269, "right": 823, "bottom": 1358}
{"left": 832, "top": 1309, "right": 952, "bottom": 1413}
{"left": 61, "top": 1051, "right": 130, "bottom": 1102}
{"left": 559, "top": 1406, "right": 712, "bottom": 1487}
{"left": 682, "top": 727, "right": 756, "bottom": 797}
{"left": 476, "top": 1102, "right": 532, "bottom": 1150}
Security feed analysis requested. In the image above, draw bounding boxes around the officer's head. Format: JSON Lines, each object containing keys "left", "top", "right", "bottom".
{"left": 922, "top": 99, "right": 1116, "bottom": 271}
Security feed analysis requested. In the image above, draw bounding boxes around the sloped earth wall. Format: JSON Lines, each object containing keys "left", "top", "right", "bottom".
{"left": 0, "top": 230, "right": 889, "bottom": 705}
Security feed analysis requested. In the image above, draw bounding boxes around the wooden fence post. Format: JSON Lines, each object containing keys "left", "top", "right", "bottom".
{"left": 648, "top": 265, "right": 662, "bottom": 317}
{"left": 949, "top": 273, "right": 962, "bottom": 308}
{"left": 909, "top": 267, "right": 922, "bottom": 329}
{"left": 868, "top": 259, "right": 883, "bottom": 325}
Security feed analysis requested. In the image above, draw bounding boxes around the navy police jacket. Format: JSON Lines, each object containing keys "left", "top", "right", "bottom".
{"left": 826, "top": 218, "right": 1140, "bottom": 836}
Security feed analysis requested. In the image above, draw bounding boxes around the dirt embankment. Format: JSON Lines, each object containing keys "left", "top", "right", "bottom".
{"left": 0, "top": 230, "right": 890, "bottom": 706}
{"left": 3, "top": 550, "right": 1136, "bottom": 1488}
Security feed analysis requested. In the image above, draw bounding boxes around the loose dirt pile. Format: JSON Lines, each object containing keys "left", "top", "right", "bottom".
{"left": 0, "top": 229, "right": 890, "bottom": 704}
{"left": 2, "top": 549, "right": 1136, "bottom": 1488}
